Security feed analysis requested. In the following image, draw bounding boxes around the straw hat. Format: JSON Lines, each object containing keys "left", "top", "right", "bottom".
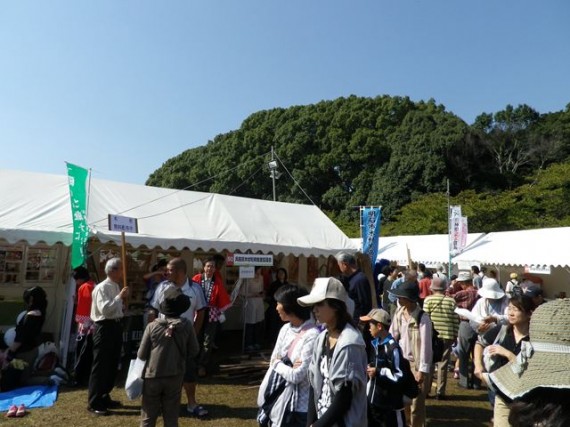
{"left": 489, "top": 298, "right": 570, "bottom": 399}
{"left": 478, "top": 278, "right": 505, "bottom": 300}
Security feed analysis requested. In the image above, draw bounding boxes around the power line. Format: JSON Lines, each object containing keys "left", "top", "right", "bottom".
{"left": 273, "top": 151, "right": 317, "bottom": 206}
{"left": 228, "top": 166, "right": 264, "bottom": 196}
{"left": 136, "top": 165, "right": 265, "bottom": 220}
{"left": 82, "top": 150, "right": 271, "bottom": 226}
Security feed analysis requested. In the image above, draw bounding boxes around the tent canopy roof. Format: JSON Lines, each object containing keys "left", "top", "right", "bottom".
{"left": 353, "top": 227, "right": 570, "bottom": 268}
{"left": 452, "top": 227, "right": 570, "bottom": 268}
{"left": 352, "top": 233, "right": 484, "bottom": 267}
{"left": 0, "top": 169, "right": 356, "bottom": 257}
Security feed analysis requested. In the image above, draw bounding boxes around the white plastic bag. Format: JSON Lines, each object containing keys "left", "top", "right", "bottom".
{"left": 125, "top": 358, "right": 145, "bottom": 400}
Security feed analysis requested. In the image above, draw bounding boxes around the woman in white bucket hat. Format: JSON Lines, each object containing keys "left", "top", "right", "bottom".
{"left": 462, "top": 277, "right": 509, "bottom": 390}
{"left": 470, "top": 278, "right": 509, "bottom": 333}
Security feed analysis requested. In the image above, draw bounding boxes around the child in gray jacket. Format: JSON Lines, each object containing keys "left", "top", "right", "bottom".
{"left": 137, "top": 286, "right": 199, "bottom": 427}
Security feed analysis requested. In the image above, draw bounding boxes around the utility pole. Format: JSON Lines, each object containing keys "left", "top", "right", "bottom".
{"left": 447, "top": 179, "right": 452, "bottom": 279}
{"left": 271, "top": 146, "right": 276, "bottom": 201}
{"left": 268, "top": 146, "right": 281, "bottom": 201}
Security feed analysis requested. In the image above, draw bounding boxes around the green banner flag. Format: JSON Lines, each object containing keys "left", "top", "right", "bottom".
{"left": 66, "top": 163, "right": 89, "bottom": 268}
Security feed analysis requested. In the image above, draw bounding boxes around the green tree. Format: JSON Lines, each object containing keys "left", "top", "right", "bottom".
{"left": 383, "top": 162, "right": 570, "bottom": 236}
{"left": 472, "top": 104, "right": 541, "bottom": 187}
{"left": 146, "top": 95, "right": 570, "bottom": 236}
{"left": 368, "top": 101, "right": 468, "bottom": 218}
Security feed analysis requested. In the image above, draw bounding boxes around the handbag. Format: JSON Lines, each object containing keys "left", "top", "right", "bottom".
{"left": 125, "top": 358, "right": 146, "bottom": 400}
{"left": 257, "top": 325, "right": 312, "bottom": 426}
{"left": 257, "top": 356, "right": 293, "bottom": 426}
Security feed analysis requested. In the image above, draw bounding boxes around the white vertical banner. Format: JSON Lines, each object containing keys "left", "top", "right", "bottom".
{"left": 449, "top": 205, "right": 462, "bottom": 256}
{"left": 460, "top": 216, "right": 469, "bottom": 252}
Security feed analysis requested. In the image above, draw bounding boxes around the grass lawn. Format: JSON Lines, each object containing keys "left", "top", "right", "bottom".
{"left": 3, "top": 372, "right": 493, "bottom": 427}
{"left": 2, "top": 329, "right": 493, "bottom": 426}
{"left": 3, "top": 379, "right": 259, "bottom": 426}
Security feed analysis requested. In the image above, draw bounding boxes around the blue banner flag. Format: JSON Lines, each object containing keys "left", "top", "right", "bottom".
{"left": 361, "top": 207, "right": 382, "bottom": 268}
{"left": 66, "top": 163, "right": 90, "bottom": 268}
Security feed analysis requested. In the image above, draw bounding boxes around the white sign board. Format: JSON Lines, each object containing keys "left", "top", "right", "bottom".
{"left": 108, "top": 214, "right": 139, "bottom": 233}
{"left": 457, "top": 261, "right": 478, "bottom": 271}
{"left": 226, "top": 253, "right": 273, "bottom": 266}
{"left": 239, "top": 266, "right": 255, "bottom": 279}
{"left": 524, "top": 264, "right": 551, "bottom": 275}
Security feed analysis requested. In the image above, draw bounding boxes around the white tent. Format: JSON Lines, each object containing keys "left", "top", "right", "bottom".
{"left": 453, "top": 227, "right": 570, "bottom": 268}
{"left": 0, "top": 169, "right": 357, "bottom": 257}
{"left": 453, "top": 227, "right": 570, "bottom": 299}
{"left": 0, "top": 169, "right": 357, "bottom": 347}
{"left": 350, "top": 229, "right": 570, "bottom": 298}
{"left": 351, "top": 233, "right": 485, "bottom": 267}
{"left": 0, "top": 170, "right": 72, "bottom": 246}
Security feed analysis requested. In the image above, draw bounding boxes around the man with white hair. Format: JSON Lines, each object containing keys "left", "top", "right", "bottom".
{"left": 87, "top": 257, "right": 129, "bottom": 416}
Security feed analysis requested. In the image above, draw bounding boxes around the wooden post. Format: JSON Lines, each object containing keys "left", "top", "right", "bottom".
{"left": 121, "top": 231, "right": 128, "bottom": 289}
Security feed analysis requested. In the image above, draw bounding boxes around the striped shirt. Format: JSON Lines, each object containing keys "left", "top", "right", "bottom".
{"left": 423, "top": 295, "right": 459, "bottom": 340}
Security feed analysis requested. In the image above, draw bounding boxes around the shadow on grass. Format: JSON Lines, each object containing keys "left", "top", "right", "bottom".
{"left": 58, "top": 384, "right": 87, "bottom": 395}
{"left": 427, "top": 419, "right": 491, "bottom": 427}
{"left": 428, "top": 400, "right": 492, "bottom": 426}
{"left": 426, "top": 380, "right": 493, "bottom": 426}
{"left": 109, "top": 404, "right": 143, "bottom": 417}
{"left": 432, "top": 393, "right": 489, "bottom": 402}
{"left": 179, "top": 404, "right": 257, "bottom": 421}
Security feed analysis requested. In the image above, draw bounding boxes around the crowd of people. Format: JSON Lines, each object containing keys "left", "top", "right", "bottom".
{"left": 74, "top": 255, "right": 291, "bottom": 425}
{"left": 2, "top": 251, "right": 567, "bottom": 427}
{"left": 259, "top": 256, "right": 566, "bottom": 427}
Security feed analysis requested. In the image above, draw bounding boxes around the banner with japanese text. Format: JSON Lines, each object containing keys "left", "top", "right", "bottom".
{"left": 361, "top": 207, "right": 382, "bottom": 267}
{"left": 460, "top": 216, "right": 469, "bottom": 251}
{"left": 66, "top": 163, "right": 89, "bottom": 268}
{"left": 449, "top": 205, "right": 462, "bottom": 256}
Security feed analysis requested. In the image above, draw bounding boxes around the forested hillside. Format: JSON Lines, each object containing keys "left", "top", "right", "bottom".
{"left": 146, "top": 96, "right": 570, "bottom": 236}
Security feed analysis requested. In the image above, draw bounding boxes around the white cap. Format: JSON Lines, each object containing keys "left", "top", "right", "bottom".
{"left": 297, "top": 277, "right": 349, "bottom": 306}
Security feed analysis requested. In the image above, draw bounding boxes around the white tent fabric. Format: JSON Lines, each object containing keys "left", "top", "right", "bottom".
{"left": 0, "top": 170, "right": 357, "bottom": 257}
{"left": 0, "top": 170, "right": 72, "bottom": 245}
{"left": 351, "top": 233, "right": 485, "bottom": 266}
{"left": 453, "top": 227, "right": 570, "bottom": 268}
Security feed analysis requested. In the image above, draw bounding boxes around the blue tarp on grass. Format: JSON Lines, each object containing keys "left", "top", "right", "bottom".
{"left": 0, "top": 385, "right": 58, "bottom": 412}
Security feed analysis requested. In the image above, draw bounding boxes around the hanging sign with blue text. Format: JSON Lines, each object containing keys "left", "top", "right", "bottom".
{"left": 361, "top": 207, "right": 382, "bottom": 266}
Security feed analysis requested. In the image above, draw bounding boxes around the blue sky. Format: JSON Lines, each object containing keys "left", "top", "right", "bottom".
{"left": 1, "top": 1, "right": 568, "bottom": 184}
